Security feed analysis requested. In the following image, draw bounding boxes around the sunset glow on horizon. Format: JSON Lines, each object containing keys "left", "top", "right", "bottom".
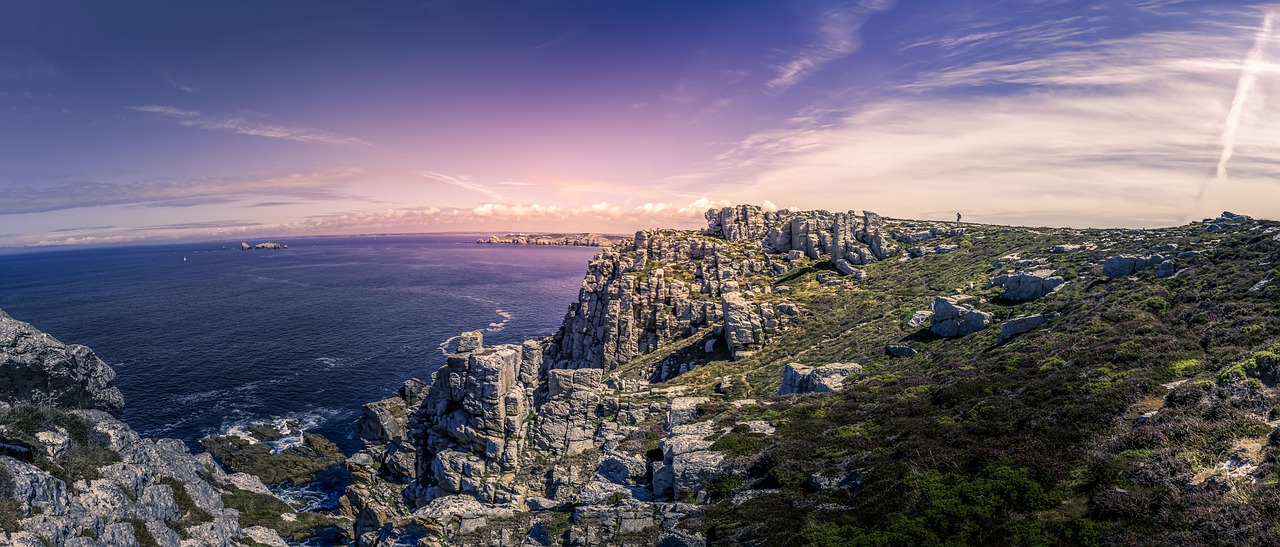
{"left": 4, "top": 0, "right": 1280, "bottom": 249}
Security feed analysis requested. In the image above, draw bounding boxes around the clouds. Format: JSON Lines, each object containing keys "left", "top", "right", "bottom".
{"left": 767, "top": 0, "right": 897, "bottom": 93}
{"left": 701, "top": 4, "right": 1280, "bottom": 227}
{"left": 14, "top": 197, "right": 736, "bottom": 249}
{"left": 0, "top": 168, "right": 368, "bottom": 214}
{"left": 128, "top": 105, "right": 371, "bottom": 146}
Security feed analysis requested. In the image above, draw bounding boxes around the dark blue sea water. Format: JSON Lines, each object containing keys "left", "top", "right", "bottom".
{"left": 0, "top": 235, "right": 596, "bottom": 508}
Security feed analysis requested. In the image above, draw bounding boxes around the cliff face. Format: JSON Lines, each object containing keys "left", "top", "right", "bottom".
{"left": 0, "top": 311, "right": 124, "bottom": 415}
{"left": 0, "top": 312, "right": 299, "bottom": 547}
{"left": 341, "top": 205, "right": 923, "bottom": 545}
{"left": 343, "top": 207, "right": 1280, "bottom": 546}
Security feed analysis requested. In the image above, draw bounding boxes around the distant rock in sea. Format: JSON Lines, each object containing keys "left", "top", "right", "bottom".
{"left": 240, "top": 241, "right": 287, "bottom": 250}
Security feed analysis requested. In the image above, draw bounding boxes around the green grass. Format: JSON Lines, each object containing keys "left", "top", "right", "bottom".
{"left": 592, "top": 217, "right": 1280, "bottom": 545}
{"left": 0, "top": 404, "right": 120, "bottom": 483}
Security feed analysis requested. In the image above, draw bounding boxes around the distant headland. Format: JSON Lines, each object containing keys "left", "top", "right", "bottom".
{"left": 475, "top": 233, "right": 624, "bottom": 247}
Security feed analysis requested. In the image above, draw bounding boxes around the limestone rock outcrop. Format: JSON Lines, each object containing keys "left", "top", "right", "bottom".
{"left": 778, "top": 362, "right": 863, "bottom": 395}
{"left": 989, "top": 269, "right": 1065, "bottom": 301}
{"left": 930, "top": 297, "right": 992, "bottom": 337}
{"left": 0, "top": 309, "right": 292, "bottom": 547}
{"left": 0, "top": 311, "right": 124, "bottom": 415}
{"left": 997, "top": 313, "right": 1059, "bottom": 344}
{"left": 1102, "top": 255, "right": 1164, "bottom": 278}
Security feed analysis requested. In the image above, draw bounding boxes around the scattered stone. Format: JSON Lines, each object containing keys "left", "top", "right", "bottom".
{"left": 906, "top": 310, "right": 933, "bottom": 329}
{"left": 997, "top": 313, "right": 1059, "bottom": 344}
{"left": 1051, "top": 244, "right": 1083, "bottom": 253}
{"left": 1204, "top": 211, "right": 1252, "bottom": 232}
{"left": 930, "top": 296, "right": 991, "bottom": 337}
{"left": 989, "top": 269, "right": 1065, "bottom": 301}
{"left": 1102, "top": 255, "right": 1163, "bottom": 278}
{"left": 885, "top": 344, "right": 917, "bottom": 358}
{"left": 1155, "top": 261, "right": 1178, "bottom": 278}
{"left": 778, "top": 363, "right": 863, "bottom": 395}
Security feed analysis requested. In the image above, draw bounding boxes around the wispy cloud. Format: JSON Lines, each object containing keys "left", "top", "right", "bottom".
{"left": 419, "top": 171, "right": 507, "bottom": 201}
{"left": 702, "top": 5, "right": 1280, "bottom": 227}
{"left": 0, "top": 168, "right": 368, "bottom": 214}
{"left": 16, "top": 197, "right": 742, "bottom": 248}
{"left": 128, "top": 105, "right": 371, "bottom": 146}
{"left": 766, "top": 0, "right": 897, "bottom": 93}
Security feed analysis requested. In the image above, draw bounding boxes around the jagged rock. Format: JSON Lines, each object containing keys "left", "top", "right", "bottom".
{"left": 667, "top": 397, "right": 708, "bottom": 429}
{"left": 658, "top": 421, "right": 724, "bottom": 502}
{"left": 1102, "top": 255, "right": 1163, "bottom": 278}
{"left": 1156, "top": 260, "right": 1178, "bottom": 278}
{"left": 720, "top": 284, "right": 784, "bottom": 360}
{"left": 778, "top": 363, "right": 863, "bottom": 395}
{"left": 1052, "top": 244, "right": 1083, "bottom": 253}
{"left": 906, "top": 310, "right": 932, "bottom": 329}
{"left": 0, "top": 310, "right": 125, "bottom": 415}
{"left": 989, "top": 269, "right": 1065, "bottom": 301}
{"left": 930, "top": 297, "right": 991, "bottom": 337}
{"left": 242, "top": 526, "right": 290, "bottom": 547}
{"left": 1205, "top": 211, "right": 1252, "bottom": 232}
{"left": 885, "top": 344, "right": 917, "bottom": 358}
{"left": 997, "top": 313, "right": 1059, "bottom": 344}
{"left": 535, "top": 368, "right": 602, "bottom": 458}
{"left": 892, "top": 226, "right": 962, "bottom": 244}
{"left": 834, "top": 259, "right": 866, "bottom": 278}
{"left": 456, "top": 330, "right": 484, "bottom": 353}
{"left": 34, "top": 428, "right": 71, "bottom": 461}
{"left": 705, "top": 205, "right": 768, "bottom": 242}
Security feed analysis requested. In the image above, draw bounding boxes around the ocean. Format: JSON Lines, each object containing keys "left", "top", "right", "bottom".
{"left": 0, "top": 234, "right": 599, "bottom": 511}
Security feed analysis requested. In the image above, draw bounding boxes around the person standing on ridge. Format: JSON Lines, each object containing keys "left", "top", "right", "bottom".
{"left": 956, "top": 212, "right": 962, "bottom": 223}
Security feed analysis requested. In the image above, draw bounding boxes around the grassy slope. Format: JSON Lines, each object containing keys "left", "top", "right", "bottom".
{"left": 635, "top": 220, "right": 1280, "bottom": 545}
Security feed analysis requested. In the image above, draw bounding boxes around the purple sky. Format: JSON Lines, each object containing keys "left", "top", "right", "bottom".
{"left": 2, "top": 0, "right": 1279, "bottom": 248}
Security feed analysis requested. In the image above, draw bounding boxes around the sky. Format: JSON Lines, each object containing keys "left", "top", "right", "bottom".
{"left": 3, "top": 0, "right": 1280, "bottom": 249}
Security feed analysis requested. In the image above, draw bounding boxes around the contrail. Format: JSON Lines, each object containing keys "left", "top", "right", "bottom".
{"left": 1210, "top": 11, "right": 1275, "bottom": 192}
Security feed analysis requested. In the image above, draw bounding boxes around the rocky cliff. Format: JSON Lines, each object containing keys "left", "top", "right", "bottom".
{"left": 340, "top": 205, "right": 974, "bottom": 545}
{"left": 343, "top": 207, "right": 1280, "bottom": 546}
{"left": 0, "top": 312, "right": 315, "bottom": 546}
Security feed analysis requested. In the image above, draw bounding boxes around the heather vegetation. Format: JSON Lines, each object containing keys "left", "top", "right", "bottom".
{"left": 652, "top": 218, "right": 1280, "bottom": 545}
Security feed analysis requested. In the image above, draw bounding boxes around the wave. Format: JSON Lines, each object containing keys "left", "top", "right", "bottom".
{"left": 212, "top": 408, "right": 349, "bottom": 455}
{"left": 486, "top": 308, "right": 513, "bottom": 333}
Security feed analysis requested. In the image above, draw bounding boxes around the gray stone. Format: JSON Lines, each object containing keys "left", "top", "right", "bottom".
{"left": 778, "top": 363, "right": 862, "bottom": 395}
{"left": 0, "top": 310, "right": 124, "bottom": 414}
{"left": 1051, "top": 244, "right": 1082, "bottom": 253}
{"left": 997, "top": 313, "right": 1059, "bottom": 344}
{"left": 885, "top": 344, "right": 917, "bottom": 358}
{"left": 1102, "top": 255, "right": 1163, "bottom": 278}
{"left": 1155, "top": 261, "right": 1177, "bottom": 278}
{"left": 907, "top": 310, "right": 933, "bottom": 329}
{"left": 990, "top": 269, "right": 1065, "bottom": 301}
{"left": 456, "top": 330, "right": 483, "bottom": 353}
{"left": 930, "top": 297, "right": 991, "bottom": 337}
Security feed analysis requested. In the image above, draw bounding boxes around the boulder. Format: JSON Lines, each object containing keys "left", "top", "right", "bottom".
{"left": 0, "top": 310, "right": 125, "bottom": 415}
{"left": 990, "top": 269, "right": 1065, "bottom": 301}
{"left": 997, "top": 313, "right": 1059, "bottom": 344}
{"left": 930, "top": 297, "right": 991, "bottom": 337}
{"left": 885, "top": 344, "right": 917, "bottom": 358}
{"left": 1102, "top": 255, "right": 1163, "bottom": 278}
{"left": 778, "top": 363, "right": 862, "bottom": 395}
{"left": 906, "top": 310, "right": 933, "bottom": 329}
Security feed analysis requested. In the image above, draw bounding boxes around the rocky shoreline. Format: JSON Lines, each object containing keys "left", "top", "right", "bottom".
{"left": 4, "top": 206, "right": 1272, "bottom": 545}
